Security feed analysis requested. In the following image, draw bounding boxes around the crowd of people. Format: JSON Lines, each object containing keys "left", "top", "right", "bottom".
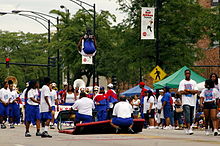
{"left": 0, "top": 69, "right": 220, "bottom": 137}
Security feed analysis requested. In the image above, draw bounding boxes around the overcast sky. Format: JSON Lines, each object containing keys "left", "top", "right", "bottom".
{"left": 0, "top": 0, "right": 125, "bottom": 33}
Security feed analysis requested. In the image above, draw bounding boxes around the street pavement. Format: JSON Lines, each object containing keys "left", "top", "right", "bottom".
{"left": 0, "top": 125, "right": 220, "bottom": 146}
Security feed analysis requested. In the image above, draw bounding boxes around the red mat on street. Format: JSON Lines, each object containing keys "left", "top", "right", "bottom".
{"left": 59, "top": 119, "right": 145, "bottom": 135}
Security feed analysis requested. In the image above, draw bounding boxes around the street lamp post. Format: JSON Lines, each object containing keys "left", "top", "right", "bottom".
{"left": 69, "top": 0, "right": 96, "bottom": 92}
{"left": 11, "top": 10, "right": 61, "bottom": 90}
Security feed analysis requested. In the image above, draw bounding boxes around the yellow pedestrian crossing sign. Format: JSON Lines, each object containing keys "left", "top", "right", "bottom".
{"left": 149, "top": 66, "right": 167, "bottom": 82}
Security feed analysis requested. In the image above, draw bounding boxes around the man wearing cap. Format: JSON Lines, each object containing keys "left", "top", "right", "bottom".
{"left": 106, "top": 83, "right": 118, "bottom": 119}
{"left": 93, "top": 87, "right": 108, "bottom": 121}
{"left": 139, "top": 82, "right": 148, "bottom": 121}
{"left": 110, "top": 96, "right": 134, "bottom": 134}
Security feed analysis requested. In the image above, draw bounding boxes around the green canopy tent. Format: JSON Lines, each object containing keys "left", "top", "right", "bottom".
{"left": 153, "top": 66, "right": 206, "bottom": 89}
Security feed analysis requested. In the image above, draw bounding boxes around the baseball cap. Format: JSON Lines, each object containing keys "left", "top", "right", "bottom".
{"left": 139, "top": 82, "right": 145, "bottom": 86}
{"left": 107, "top": 83, "right": 113, "bottom": 88}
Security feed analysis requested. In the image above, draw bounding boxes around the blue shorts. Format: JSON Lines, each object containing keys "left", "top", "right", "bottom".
{"left": 164, "top": 106, "right": 171, "bottom": 118}
{"left": 0, "top": 103, "right": 9, "bottom": 116}
{"left": 112, "top": 117, "right": 133, "bottom": 127}
{"left": 75, "top": 113, "right": 93, "bottom": 123}
{"left": 8, "top": 103, "right": 20, "bottom": 117}
{"left": 52, "top": 106, "right": 55, "bottom": 112}
{"left": 40, "top": 112, "right": 52, "bottom": 121}
{"left": 25, "top": 104, "right": 41, "bottom": 122}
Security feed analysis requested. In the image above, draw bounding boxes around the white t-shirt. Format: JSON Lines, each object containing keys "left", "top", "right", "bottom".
{"left": 157, "top": 95, "right": 163, "bottom": 109}
{"left": 40, "top": 85, "right": 51, "bottom": 113}
{"left": 8, "top": 90, "right": 18, "bottom": 103}
{"left": 200, "top": 88, "right": 219, "bottom": 102}
{"left": 49, "top": 89, "right": 57, "bottom": 106}
{"left": 143, "top": 96, "right": 155, "bottom": 113}
{"left": 0, "top": 88, "right": 10, "bottom": 103}
{"left": 178, "top": 79, "right": 198, "bottom": 106}
{"left": 27, "top": 89, "right": 40, "bottom": 105}
{"left": 112, "top": 101, "right": 133, "bottom": 118}
{"left": 72, "top": 97, "right": 95, "bottom": 116}
{"left": 65, "top": 92, "right": 75, "bottom": 103}
{"left": 131, "top": 99, "right": 140, "bottom": 109}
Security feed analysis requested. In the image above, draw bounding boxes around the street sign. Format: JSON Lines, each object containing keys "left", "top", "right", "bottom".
{"left": 149, "top": 66, "right": 167, "bottom": 82}
{"left": 82, "top": 56, "right": 93, "bottom": 64}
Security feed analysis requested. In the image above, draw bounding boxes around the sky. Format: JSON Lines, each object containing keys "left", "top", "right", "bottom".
{"left": 0, "top": 0, "right": 125, "bottom": 33}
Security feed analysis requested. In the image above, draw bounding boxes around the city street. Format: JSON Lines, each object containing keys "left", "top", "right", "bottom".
{"left": 0, "top": 125, "right": 220, "bottom": 146}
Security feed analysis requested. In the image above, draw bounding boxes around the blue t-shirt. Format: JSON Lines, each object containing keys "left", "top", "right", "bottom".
{"left": 161, "top": 92, "right": 171, "bottom": 107}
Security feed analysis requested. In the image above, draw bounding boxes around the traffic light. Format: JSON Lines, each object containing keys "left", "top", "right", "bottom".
{"left": 48, "top": 57, "right": 56, "bottom": 67}
{"left": 112, "top": 76, "right": 117, "bottom": 89}
{"left": 5, "top": 58, "right": 10, "bottom": 68}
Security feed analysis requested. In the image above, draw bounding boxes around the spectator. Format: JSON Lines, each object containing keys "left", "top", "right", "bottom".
{"left": 131, "top": 95, "right": 140, "bottom": 119}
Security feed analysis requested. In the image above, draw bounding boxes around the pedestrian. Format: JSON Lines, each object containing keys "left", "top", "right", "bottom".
{"left": 106, "top": 83, "right": 118, "bottom": 119}
{"left": 210, "top": 73, "right": 220, "bottom": 90}
{"left": 93, "top": 87, "right": 108, "bottom": 121}
{"left": 139, "top": 82, "right": 148, "bottom": 127}
{"left": 40, "top": 77, "right": 52, "bottom": 138}
{"left": 0, "top": 81, "right": 9, "bottom": 129}
{"left": 110, "top": 95, "right": 134, "bottom": 134}
{"left": 200, "top": 79, "right": 219, "bottom": 136}
{"left": 49, "top": 83, "right": 58, "bottom": 129}
{"left": 178, "top": 69, "right": 198, "bottom": 135}
{"left": 24, "top": 80, "right": 41, "bottom": 137}
{"left": 62, "top": 85, "right": 76, "bottom": 105}
{"left": 131, "top": 95, "right": 140, "bottom": 119}
{"left": 156, "top": 90, "right": 165, "bottom": 128}
{"left": 72, "top": 92, "right": 95, "bottom": 124}
{"left": 174, "top": 93, "right": 183, "bottom": 130}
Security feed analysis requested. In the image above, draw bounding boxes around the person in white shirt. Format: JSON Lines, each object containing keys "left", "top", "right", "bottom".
{"left": 24, "top": 80, "right": 41, "bottom": 137}
{"left": 131, "top": 95, "right": 140, "bottom": 119}
{"left": 40, "top": 77, "right": 52, "bottom": 138}
{"left": 143, "top": 90, "right": 155, "bottom": 128}
{"left": 72, "top": 92, "right": 95, "bottom": 123}
{"left": 49, "top": 83, "right": 58, "bottom": 129}
{"left": 8, "top": 80, "right": 19, "bottom": 129}
{"left": 110, "top": 96, "right": 134, "bottom": 134}
{"left": 178, "top": 69, "right": 198, "bottom": 135}
{"left": 0, "top": 81, "right": 9, "bottom": 129}
{"left": 200, "top": 79, "right": 219, "bottom": 136}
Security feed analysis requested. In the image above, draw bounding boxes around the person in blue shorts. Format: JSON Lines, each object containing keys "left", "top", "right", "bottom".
{"left": 0, "top": 81, "right": 9, "bottom": 129}
{"left": 110, "top": 96, "right": 134, "bottom": 134}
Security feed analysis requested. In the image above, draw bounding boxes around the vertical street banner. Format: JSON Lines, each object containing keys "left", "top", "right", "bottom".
{"left": 82, "top": 56, "right": 93, "bottom": 64}
{"left": 141, "top": 7, "right": 155, "bottom": 40}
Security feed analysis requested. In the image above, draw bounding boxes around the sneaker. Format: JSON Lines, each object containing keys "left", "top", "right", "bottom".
{"left": 50, "top": 125, "right": 55, "bottom": 129}
{"left": 10, "top": 124, "right": 15, "bottom": 129}
{"left": 1, "top": 124, "right": 6, "bottom": 129}
{"left": 189, "top": 129, "right": 194, "bottom": 135}
{"left": 36, "top": 132, "right": 42, "bottom": 136}
{"left": 214, "top": 129, "right": 218, "bottom": 136}
{"left": 41, "top": 131, "right": 52, "bottom": 138}
{"left": 25, "top": 132, "right": 31, "bottom": 137}
{"left": 115, "top": 127, "right": 121, "bottom": 134}
{"left": 148, "top": 126, "right": 155, "bottom": 129}
{"left": 163, "top": 126, "right": 170, "bottom": 130}
{"left": 185, "top": 129, "right": 189, "bottom": 135}
{"left": 128, "top": 127, "right": 135, "bottom": 134}
{"left": 205, "top": 129, "right": 210, "bottom": 136}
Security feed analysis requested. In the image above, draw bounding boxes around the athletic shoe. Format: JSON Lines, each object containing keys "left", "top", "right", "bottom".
{"left": 185, "top": 129, "right": 189, "bottom": 135}
{"left": 163, "top": 126, "right": 171, "bottom": 130}
{"left": 25, "top": 132, "right": 31, "bottom": 137}
{"left": 128, "top": 127, "right": 135, "bottom": 134}
{"left": 50, "top": 125, "right": 55, "bottom": 129}
{"left": 41, "top": 131, "right": 52, "bottom": 138}
{"left": 205, "top": 130, "right": 210, "bottom": 136}
{"left": 115, "top": 127, "right": 121, "bottom": 134}
{"left": 10, "top": 124, "right": 15, "bottom": 129}
{"left": 36, "top": 132, "right": 42, "bottom": 136}
{"left": 1, "top": 124, "right": 6, "bottom": 129}
{"left": 189, "top": 129, "right": 194, "bottom": 135}
{"left": 214, "top": 129, "right": 218, "bottom": 136}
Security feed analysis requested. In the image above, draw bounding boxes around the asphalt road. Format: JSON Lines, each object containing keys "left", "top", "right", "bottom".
{"left": 0, "top": 125, "right": 220, "bottom": 146}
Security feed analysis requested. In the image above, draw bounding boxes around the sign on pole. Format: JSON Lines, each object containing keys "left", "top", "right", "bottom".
{"left": 149, "top": 66, "right": 167, "bottom": 83}
{"left": 82, "top": 56, "right": 93, "bottom": 64}
{"left": 141, "top": 7, "right": 155, "bottom": 40}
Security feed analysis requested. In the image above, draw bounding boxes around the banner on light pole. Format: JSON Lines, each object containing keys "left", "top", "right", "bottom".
{"left": 82, "top": 56, "right": 93, "bottom": 64}
{"left": 141, "top": 7, "right": 155, "bottom": 40}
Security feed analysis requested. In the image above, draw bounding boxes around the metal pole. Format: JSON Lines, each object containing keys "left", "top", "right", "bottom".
{"left": 56, "top": 17, "right": 60, "bottom": 90}
{"left": 93, "top": 4, "right": 96, "bottom": 92}
{"left": 155, "top": 0, "right": 160, "bottom": 66}
{"left": 48, "top": 19, "right": 51, "bottom": 77}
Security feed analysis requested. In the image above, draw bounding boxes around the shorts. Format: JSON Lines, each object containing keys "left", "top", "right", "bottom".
{"left": 25, "top": 104, "right": 41, "bottom": 122}
{"left": 8, "top": 103, "right": 19, "bottom": 117}
{"left": 112, "top": 117, "right": 133, "bottom": 127}
{"left": 144, "top": 109, "right": 155, "bottom": 119}
{"left": 203, "top": 102, "right": 217, "bottom": 109}
{"left": 51, "top": 106, "right": 56, "bottom": 111}
{"left": 40, "top": 112, "right": 52, "bottom": 121}
{"left": 0, "top": 103, "right": 9, "bottom": 116}
{"left": 133, "top": 108, "right": 139, "bottom": 116}
{"left": 75, "top": 113, "right": 93, "bottom": 123}
{"left": 163, "top": 107, "right": 171, "bottom": 118}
